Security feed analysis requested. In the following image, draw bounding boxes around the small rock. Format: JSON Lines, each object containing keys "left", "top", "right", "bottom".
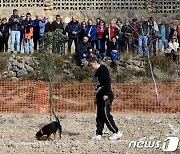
{"left": 17, "top": 69, "right": 28, "bottom": 77}
{"left": 12, "top": 59, "right": 19, "bottom": 66}
{"left": 7, "top": 71, "right": 16, "bottom": 78}
{"left": 25, "top": 64, "right": 34, "bottom": 73}
{"left": 11, "top": 66, "right": 19, "bottom": 72}
{"left": 2, "top": 71, "right": 8, "bottom": 75}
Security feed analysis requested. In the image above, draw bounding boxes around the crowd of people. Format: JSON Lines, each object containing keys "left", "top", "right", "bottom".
{"left": 0, "top": 9, "right": 180, "bottom": 67}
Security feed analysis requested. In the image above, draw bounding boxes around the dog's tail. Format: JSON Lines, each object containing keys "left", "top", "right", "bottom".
{"left": 52, "top": 109, "right": 62, "bottom": 139}
{"left": 55, "top": 116, "right": 62, "bottom": 139}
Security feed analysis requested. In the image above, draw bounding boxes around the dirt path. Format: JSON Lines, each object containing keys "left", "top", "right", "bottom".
{"left": 0, "top": 113, "right": 180, "bottom": 154}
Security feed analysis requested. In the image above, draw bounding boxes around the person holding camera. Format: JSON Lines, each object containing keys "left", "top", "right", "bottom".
{"left": 8, "top": 9, "right": 22, "bottom": 54}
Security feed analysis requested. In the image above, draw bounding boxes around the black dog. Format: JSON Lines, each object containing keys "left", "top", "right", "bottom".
{"left": 36, "top": 116, "right": 62, "bottom": 140}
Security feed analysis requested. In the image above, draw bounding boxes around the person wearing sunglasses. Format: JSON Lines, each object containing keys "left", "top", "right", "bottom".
{"left": 165, "top": 36, "right": 179, "bottom": 61}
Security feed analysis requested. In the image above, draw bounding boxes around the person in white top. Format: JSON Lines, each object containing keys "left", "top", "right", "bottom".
{"left": 165, "top": 36, "right": 179, "bottom": 61}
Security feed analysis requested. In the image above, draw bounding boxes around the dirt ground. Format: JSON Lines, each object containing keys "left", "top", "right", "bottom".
{"left": 0, "top": 113, "right": 180, "bottom": 154}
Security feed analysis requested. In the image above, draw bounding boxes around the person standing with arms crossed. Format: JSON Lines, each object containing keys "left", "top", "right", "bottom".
{"left": 88, "top": 56, "right": 123, "bottom": 140}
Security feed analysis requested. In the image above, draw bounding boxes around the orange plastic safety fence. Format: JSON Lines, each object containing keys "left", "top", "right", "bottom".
{"left": 0, "top": 81, "right": 180, "bottom": 114}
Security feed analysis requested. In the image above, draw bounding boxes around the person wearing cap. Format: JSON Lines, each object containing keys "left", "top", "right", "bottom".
{"left": 8, "top": 9, "right": 22, "bottom": 54}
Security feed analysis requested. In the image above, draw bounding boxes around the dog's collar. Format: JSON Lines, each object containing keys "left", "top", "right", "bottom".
{"left": 40, "top": 129, "right": 44, "bottom": 135}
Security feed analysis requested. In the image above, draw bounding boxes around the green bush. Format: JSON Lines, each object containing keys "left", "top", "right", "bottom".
{"left": 117, "top": 70, "right": 131, "bottom": 82}
{"left": 0, "top": 53, "right": 11, "bottom": 73}
{"left": 151, "top": 55, "right": 171, "bottom": 72}
{"left": 73, "top": 67, "right": 93, "bottom": 82}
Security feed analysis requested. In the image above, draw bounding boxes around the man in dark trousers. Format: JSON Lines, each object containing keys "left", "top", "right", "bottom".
{"left": 88, "top": 56, "right": 123, "bottom": 140}
{"left": 66, "top": 16, "right": 81, "bottom": 53}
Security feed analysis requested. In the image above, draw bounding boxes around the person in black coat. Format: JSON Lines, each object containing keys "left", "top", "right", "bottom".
{"left": 168, "top": 22, "right": 176, "bottom": 42}
{"left": 65, "top": 16, "right": 81, "bottom": 53}
{"left": 76, "top": 36, "right": 92, "bottom": 67}
{"left": 0, "top": 18, "right": 9, "bottom": 52}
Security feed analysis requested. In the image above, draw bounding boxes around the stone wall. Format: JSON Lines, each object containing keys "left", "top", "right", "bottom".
{"left": 0, "top": 0, "right": 179, "bottom": 23}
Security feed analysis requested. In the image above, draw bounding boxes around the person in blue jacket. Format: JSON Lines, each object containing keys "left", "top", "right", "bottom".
{"left": 85, "top": 19, "right": 97, "bottom": 48}
{"left": 39, "top": 16, "right": 51, "bottom": 45}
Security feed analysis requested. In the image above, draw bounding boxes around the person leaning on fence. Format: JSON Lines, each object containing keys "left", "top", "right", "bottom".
{"left": 88, "top": 56, "right": 123, "bottom": 141}
{"left": 165, "top": 36, "right": 179, "bottom": 62}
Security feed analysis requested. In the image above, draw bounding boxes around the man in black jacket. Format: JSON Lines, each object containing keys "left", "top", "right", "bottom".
{"left": 66, "top": 16, "right": 81, "bottom": 53}
{"left": 51, "top": 15, "right": 66, "bottom": 54}
{"left": 8, "top": 9, "right": 22, "bottom": 54}
{"left": 76, "top": 36, "right": 92, "bottom": 67}
{"left": 89, "top": 56, "right": 123, "bottom": 140}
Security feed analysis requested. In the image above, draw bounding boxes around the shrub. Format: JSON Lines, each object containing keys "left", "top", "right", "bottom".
{"left": 117, "top": 70, "right": 131, "bottom": 82}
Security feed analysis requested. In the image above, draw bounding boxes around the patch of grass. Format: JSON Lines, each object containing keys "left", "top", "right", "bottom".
{"left": 117, "top": 70, "right": 131, "bottom": 82}
{"left": 151, "top": 55, "right": 171, "bottom": 72}
{"left": 161, "top": 78, "right": 175, "bottom": 83}
{"left": 133, "top": 70, "right": 146, "bottom": 77}
{"left": 62, "top": 75, "right": 75, "bottom": 82}
{"left": 0, "top": 53, "right": 11, "bottom": 73}
{"left": 73, "top": 67, "right": 93, "bottom": 82}
{"left": 121, "top": 52, "right": 134, "bottom": 62}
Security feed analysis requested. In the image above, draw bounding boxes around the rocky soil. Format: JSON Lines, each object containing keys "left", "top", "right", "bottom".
{"left": 0, "top": 113, "right": 179, "bottom": 154}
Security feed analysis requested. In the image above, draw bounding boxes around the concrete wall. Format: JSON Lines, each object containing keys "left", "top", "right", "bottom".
{"left": 0, "top": 0, "right": 179, "bottom": 23}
